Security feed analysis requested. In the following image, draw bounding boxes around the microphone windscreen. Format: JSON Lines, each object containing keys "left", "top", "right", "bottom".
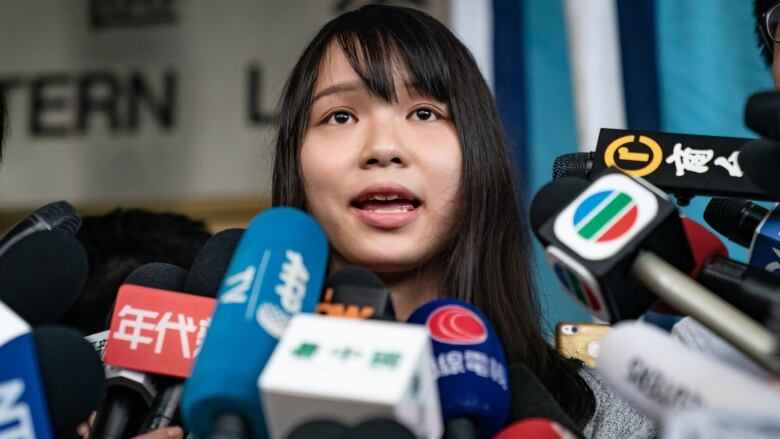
{"left": 740, "top": 139, "right": 780, "bottom": 195}
{"left": 183, "top": 228, "right": 244, "bottom": 297}
{"left": 506, "top": 363, "right": 583, "bottom": 438}
{"left": 494, "top": 418, "right": 579, "bottom": 439}
{"left": 529, "top": 177, "right": 589, "bottom": 235}
{"left": 324, "top": 265, "right": 384, "bottom": 289}
{"left": 286, "top": 420, "right": 349, "bottom": 439}
{"left": 344, "top": 418, "right": 416, "bottom": 439}
{"left": 0, "top": 229, "right": 87, "bottom": 325}
{"left": 745, "top": 91, "right": 780, "bottom": 140}
{"left": 33, "top": 325, "right": 106, "bottom": 439}
{"left": 33, "top": 200, "right": 81, "bottom": 235}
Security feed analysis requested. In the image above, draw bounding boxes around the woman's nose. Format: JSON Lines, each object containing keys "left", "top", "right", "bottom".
{"left": 359, "top": 121, "right": 408, "bottom": 168}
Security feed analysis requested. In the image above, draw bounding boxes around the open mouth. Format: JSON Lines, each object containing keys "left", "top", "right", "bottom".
{"left": 351, "top": 193, "right": 422, "bottom": 213}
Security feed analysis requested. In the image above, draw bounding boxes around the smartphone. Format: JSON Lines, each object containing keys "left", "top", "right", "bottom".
{"left": 555, "top": 322, "right": 611, "bottom": 367}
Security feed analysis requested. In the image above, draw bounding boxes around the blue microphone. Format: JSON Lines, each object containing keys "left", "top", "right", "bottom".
{"left": 181, "top": 207, "right": 328, "bottom": 439}
{"left": 407, "top": 299, "right": 511, "bottom": 439}
{"left": 0, "top": 302, "right": 54, "bottom": 439}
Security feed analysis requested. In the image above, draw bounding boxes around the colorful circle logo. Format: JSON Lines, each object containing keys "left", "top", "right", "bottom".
{"left": 603, "top": 134, "right": 663, "bottom": 177}
{"left": 572, "top": 190, "right": 637, "bottom": 242}
{"left": 426, "top": 305, "right": 488, "bottom": 345}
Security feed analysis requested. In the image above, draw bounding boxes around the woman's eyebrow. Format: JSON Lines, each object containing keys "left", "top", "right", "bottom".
{"left": 311, "top": 81, "right": 362, "bottom": 104}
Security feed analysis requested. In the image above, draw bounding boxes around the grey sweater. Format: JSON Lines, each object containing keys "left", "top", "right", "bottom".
{"left": 579, "top": 366, "right": 658, "bottom": 438}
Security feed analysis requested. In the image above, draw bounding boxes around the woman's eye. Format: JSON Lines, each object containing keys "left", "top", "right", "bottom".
{"left": 326, "top": 111, "right": 355, "bottom": 125}
{"left": 410, "top": 108, "right": 439, "bottom": 121}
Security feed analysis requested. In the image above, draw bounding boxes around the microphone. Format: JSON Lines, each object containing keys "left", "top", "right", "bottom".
{"left": 739, "top": 139, "right": 780, "bottom": 196}
{"left": 33, "top": 325, "right": 106, "bottom": 439}
{"left": 0, "top": 302, "right": 57, "bottom": 438}
{"left": 698, "top": 256, "right": 780, "bottom": 327}
{"left": 551, "top": 128, "right": 768, "bottom": 202}
{"left": 318, "top": 266, "right": 395, "bottom": 320}
{"left": 493, "top": 418, "right": 580, "bottom": 439}
{"left": 504, "top": 364, "right": 584, "bottom": 439}
{"left": 0, "top": 200, "right": 80, "bottom": 259}
{"left": 139, "top": 229, "right": 243, "bottom": 434}
{"left": 90, "top": 263, "right": 189, "bottom": 439}
{"left": 745, "top": 90, "right": 780, "bottom": 140}
{"left": 182, "top": 207, "right": 328, "bottom": 439}
{"left": 285, "top": 420, "right": 349, "bottom": 439}
{"left": 407, "top": 299, "right": 510, "bottom": 439}
{"left": 529, "top": 177, "right": 590, "bottom": 238}
{"left": 259, "top": 313, "right": 442, "bottom": 438}
{"left": 532, "top": 171, "right": 780, "bottom": 374}
{"left": 0, "top": 228, "right": 88, "bottom": 326}
{"left": 344, "top": 418, "right": 417, "bottom": 439}
{"left": 703, "top": 198, "right": 780, "bottom": 272}
{"left": 597, "top": 321, "right": 780, "bottom": 422}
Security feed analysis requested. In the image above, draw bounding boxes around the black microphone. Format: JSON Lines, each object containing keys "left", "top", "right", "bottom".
{"left": 34, "top": 325, "right": 106, "bottom": 439}
{"left": 505, "top": 363, "right": 585, "bottom": 439}
{"left": 138, "top": 229, "right": 243, "bottom": 434}
{"left": 551, "top": 128, "right": 767, "bottom": 202}
{"left": 698, "top": 256, "right": 780, "bottom": 327}
{"left": 318, "top": 265, "right": 395, "bottom": 320}
{"left": 744, "top": 90, "right": 780, "bottom": 140}
{"left": 738, "top": 139, "right": 780, "bottom": 197}
{"left": 344, "top": 419, "right": 416, "bottom": 439}
{"left": 0, "top": 200, "right": 80, "bottom": 258}
{"left": 0, "top": 228, "right": 88, "bottom": 326}
{"left": 90, "top": 263, "right": 188, "bottom": 439}
{"left": 285, "top": 420, "right": 349, "bottom": 439}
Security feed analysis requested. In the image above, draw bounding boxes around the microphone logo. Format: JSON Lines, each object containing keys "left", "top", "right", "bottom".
{"left": 603, "top": 134, "right": 663, "bottom": 177}
{"left": 554, "top": 173, "right": 659, "bottom": 260}
{"left": 426, "top": 305, "right": 487, "bottom": 345}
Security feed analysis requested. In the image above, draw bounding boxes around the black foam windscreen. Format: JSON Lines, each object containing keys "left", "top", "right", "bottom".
{"left": 324, "top": 265, "right": 384, "bottom": 290}
{"left": 33, "top": 325, "right": 106, "bottom": 439}
{"left": 344, "top": 419, "right": 416, "bottom": 439}
{"left": 183, "top": 228, "right": 244, "bottom": 297}
{"left": 739, "top": 139, "right": 780, "bottom": 195}
{"left": 506, "top": 363, "right": 584, "bottom": 439}
{"left": 529, "top": 177, "right": 590, "bottom": 234}
{"left": 745, "top": 91, "right": 780, "bottom": 140}
{"left": 286, "top": 420, "right": 349, "bottom": 439}
{"left": 0, "top": 229, "right": 87, "bottom": 326}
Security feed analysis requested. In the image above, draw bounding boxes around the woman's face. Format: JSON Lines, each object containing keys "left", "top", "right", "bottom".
{"left": 300, "top": 44, "right": 462, "bottom": 273}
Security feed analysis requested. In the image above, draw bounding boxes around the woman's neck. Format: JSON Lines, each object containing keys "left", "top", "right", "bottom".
{"left": 376, "top": 267, "right": 441, "bottom": 321}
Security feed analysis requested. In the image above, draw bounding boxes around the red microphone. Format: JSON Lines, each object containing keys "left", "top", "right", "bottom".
{"left": 103, "top": 284, "right": 216, "bottom": 378}
{"left": 493, "top": 418, "right": 579, "bottom": 439}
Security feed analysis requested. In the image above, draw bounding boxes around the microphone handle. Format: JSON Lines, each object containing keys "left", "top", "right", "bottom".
{"left": 89, "top": 387, "right": 148, "bottom": 439}
{"left": 631, "top": 251, "right": 780, "bottom": 375}
{"left": 139, "top": 380, "right": 184, "bottom": 433}
{"left": 207, "top": 413, "right": 250, "bottom": 439}
{"left": 443, "top": 418, "right": 477, "bottom": 439}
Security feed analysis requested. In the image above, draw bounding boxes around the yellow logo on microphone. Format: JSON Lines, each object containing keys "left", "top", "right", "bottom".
{"left": 603, "top": 135, "right": 663, "bottom": 177}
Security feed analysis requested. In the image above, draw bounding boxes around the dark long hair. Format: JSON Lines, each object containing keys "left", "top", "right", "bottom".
{"left": 272, "top": 5, "right": 595, "bottom": 428}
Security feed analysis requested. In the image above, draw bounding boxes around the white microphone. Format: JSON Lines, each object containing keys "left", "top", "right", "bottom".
{"left": 259, "top": 313, "right": 443, "bottom": 439}
{"left": 663, "top": 408, "right": 780, "bottom": 439}
{"left": 597, "top": 321, "right": 780, "bottom": 422}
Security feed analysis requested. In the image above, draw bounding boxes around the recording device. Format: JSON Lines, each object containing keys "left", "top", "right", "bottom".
{"left": 139, "top": 229, "right": 244, "bottom": 434}
{"left": 698, "top": 256, "right": 780, "bottom": 327}
{"left": 745, "top": 90, "right": 780, "bottom": 140}
{"left": 704, "top": 198, "right": 780, "bottom": 272}
{"left": 0, "top": 200, "right": 80, "bottom": 259}
{"left": 182, "top": 207, "right": 328, "bottom": 439}
{"left": 555, "top": 323, "right": 611, "bottom": 367}
{"left": 493, "top": 418, "right": 579, "bottom": 439}
{"left": 33, "top": 325, "right": 106, "bottom": 439}
{"left": 318, "top": 266, "right": 395, "bottom": 320}
{"left": 90, "top": 263, "right": 188, "bottom": 439}
{"left": 551, "top": 128, "right": 768, "bottom": 202}
{"left": 532, "top": 171, "right": 780, "bottom": 374}
{"left": 407, "top": 299, "right": 510, "bottom": 439}
{"left": 260, "top": 313, "right": 442, "bottom": 439}
{"left": 597, "top": 321, "right": 780, "bottom": 422}
{"left": 504, "top": 363, "right": 584, "bottom": 439}
{"left": 0, "top": 228, "right": 87, "bottom": 326}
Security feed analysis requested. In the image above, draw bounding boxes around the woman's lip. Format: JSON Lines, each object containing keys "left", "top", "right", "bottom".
{"left": 353, "top": 183, "right": 420, "bottom": 204}
{"left": 350, "top": 205, "right": 419, "bottom": 229}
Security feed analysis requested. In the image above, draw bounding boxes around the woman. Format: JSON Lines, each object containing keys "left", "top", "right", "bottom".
{"left": 273, "top": 4, "right": 655, "bottom": 438}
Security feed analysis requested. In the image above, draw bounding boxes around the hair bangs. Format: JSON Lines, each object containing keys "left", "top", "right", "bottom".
{"left": 332, "top": 13, "right": 451, "bottom": 105}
